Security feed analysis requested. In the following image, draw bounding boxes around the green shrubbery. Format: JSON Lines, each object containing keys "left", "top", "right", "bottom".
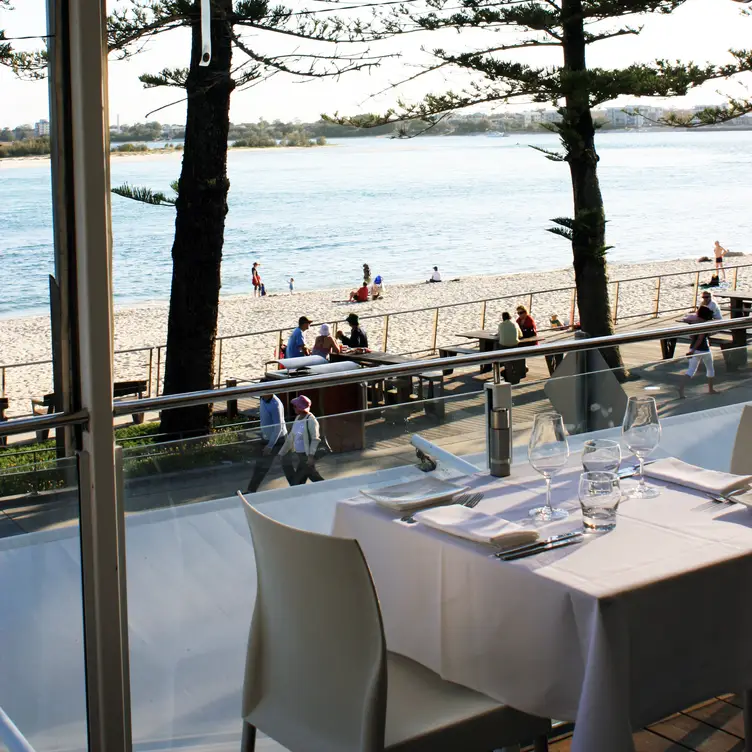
{"left": 0, "top": 137, "right": 51, "bottom": 158}
{"left": 113, "top": 142, "right": 149, "bottom": 153}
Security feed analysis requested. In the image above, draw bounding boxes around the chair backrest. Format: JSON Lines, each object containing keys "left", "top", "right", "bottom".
{"left": 730, "top": 404, "right": 752, "bottom": 475}
{"left": 239, "top": 494, "right": 388, "bottom": 752}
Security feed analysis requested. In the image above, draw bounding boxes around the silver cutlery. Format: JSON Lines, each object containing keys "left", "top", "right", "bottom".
{"left": 617, "top": 459, "right": 657, "bottom": 479}
{"left": 694, "top": 491, "right": 742, "bottom": 513}
{"left": 400, "top": 492, "right": 484, "bottom": 524}
{"left": 494, "top": 530, "right": 582, "bottom": 559}
{"left": 499, "top": 534, "right": 584, "bottom": 561}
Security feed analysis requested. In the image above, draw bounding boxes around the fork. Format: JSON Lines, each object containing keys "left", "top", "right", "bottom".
{"left": 694, "top": 493, "right": 740, "bottom": 513}
{"left": 400, "top": 492, "right": 484, "bottom": 524}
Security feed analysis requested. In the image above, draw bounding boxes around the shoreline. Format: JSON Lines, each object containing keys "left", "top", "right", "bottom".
{"left": 1, "top": 256, "right": 749, "bottom": 416}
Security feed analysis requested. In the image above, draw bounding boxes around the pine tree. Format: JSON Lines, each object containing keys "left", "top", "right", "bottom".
{"left": 6, "top": 0, "right": 387, "bottom": 436}
{"left": 337, "top": 0, "right": 752, "bottom": 368}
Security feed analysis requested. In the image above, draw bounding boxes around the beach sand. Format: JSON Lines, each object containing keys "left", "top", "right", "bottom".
{"left": 1, "top": 257, "right": 747, "bottom": 417}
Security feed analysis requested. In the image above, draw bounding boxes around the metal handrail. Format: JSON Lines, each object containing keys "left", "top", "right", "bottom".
{"left": 110, "top": 317, "right": 750, "bottom": 417}
{"left": 0, "top": 409, "right": 88, "bottom": 439}
{"left": 0, "top": 705, "right": 37, "bottom": 752}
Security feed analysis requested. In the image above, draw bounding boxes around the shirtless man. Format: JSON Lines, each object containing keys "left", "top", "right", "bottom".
{"left": 713, "top": 240, "right": 727, "bottom": 281}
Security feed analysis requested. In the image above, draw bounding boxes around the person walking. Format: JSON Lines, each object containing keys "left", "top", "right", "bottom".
{"left": 336, "top": 313, "right": 369, "bottom": 348}
{"left": 714, "top": 241, "right": 728, "bottom": 281}
{"left": 245, "top": 394, "right": 290, "bottom": 493}
{"left": 252, "top": 262, "right": 262, "bottom": 297}
{"left": 289, "top": 277, "right": 295, "bottom": 294}
{"left": 312, "top": 323, "right": 340, "bottom": 359}
{"left": 286, "top": 316, "right": 312, "bottom": 358}
{"left": 279, "top": 395, "right": 325, "bottom": 485}
{"left": 678, "top": 305, "right": 718, "bottom": 398}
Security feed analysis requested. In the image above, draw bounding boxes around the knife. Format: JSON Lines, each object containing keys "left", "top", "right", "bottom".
{"left": 494, "top": 530, "right": 582, "bottom": 559}
{"left": 500, "top": 534, "right": 584, "bottom": 561}
{"left": 617, "top": 459, "right": 657, "bottom": 479}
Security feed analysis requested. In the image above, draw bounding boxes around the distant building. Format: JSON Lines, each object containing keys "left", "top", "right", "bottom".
{"left": 35, "top": 119, "right": 50, "bottom": 137}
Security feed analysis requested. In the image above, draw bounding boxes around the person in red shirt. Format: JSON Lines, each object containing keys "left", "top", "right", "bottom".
{"left": 515, "top": 305, "right": 538, "bottom": 340}
{"left": 349, "top": 281, "right": 369, "bottom": 302}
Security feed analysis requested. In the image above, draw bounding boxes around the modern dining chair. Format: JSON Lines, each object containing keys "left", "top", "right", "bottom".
{"left": 730, "top": 404, "right": 752, "bottom": 475}
{"left": 238, "top": 493, "right": 551, "bottom": 752}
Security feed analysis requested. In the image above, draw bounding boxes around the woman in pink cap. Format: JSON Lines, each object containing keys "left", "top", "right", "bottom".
{"left": 279, "top": 394, "right": 324, "bottom": 484}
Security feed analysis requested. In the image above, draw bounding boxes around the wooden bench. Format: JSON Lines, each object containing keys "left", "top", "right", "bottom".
{"left": 437, "top": 345, "right": 479, "bottom": 375}
{"left": 417, "top": 371, "right": 445, "bottom": 420}
{"left": 660, "top": 332, "right": 743, "bottom": 370}
{"left": 31, "top": 379, "right": 148, "bottom": 441}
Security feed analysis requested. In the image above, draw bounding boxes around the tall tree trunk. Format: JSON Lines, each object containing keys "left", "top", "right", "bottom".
{"left": 160, "top": 0, "right": 235, "bottom": 437}
{"left": 560, "top": 0, "right": 623, "bottom": 371}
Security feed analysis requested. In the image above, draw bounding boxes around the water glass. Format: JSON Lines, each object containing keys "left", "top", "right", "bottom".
{"left": 581, "top": 439, "right": 622, "bottom": 473}
{"left": 621, "top": 396, "right": 661, "bottom": 498}
{"left": 579, "top": 471, "right": 621, "bottom": 533}
{"left": 528, "top": 412, "right": 570, "bottom": 521}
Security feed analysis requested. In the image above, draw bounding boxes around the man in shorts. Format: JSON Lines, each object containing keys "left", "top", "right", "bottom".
{"left": 678, "top": 305, "right": 718, "bottom": 398}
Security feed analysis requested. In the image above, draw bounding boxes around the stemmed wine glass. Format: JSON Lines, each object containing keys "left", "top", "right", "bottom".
{"left": 528, "top": 412, "right": 570, "bottom": 521}
{"left": 621, "top": 396, "right": 662, "bottom": 498}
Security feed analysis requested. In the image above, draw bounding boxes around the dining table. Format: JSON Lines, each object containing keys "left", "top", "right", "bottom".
{"left": 332, "top": 460, "right": 752, "bottom": 752}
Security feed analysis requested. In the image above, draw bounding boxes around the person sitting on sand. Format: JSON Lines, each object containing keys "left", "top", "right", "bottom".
{"left": 286, "top": 316, "right": 312, "bottom": 358}
{"left": 498, "top": 312, "right": 522, "bottom": 347}
{"left": 678, "top": 305, "right": 718, "bottom": 398}
{"left": 371, "top": 275, "right": 384, "bottom": 300}
{"left": 337, "top": 313, "right": 369, "bottom": 349}
{"left": 550, "top": 313, "right": 565, "bottom": 329}
{"left": 427, "top": 266, "right": 442, "bottom": 283}
{"left": 516, "top": 305, "right": 538, "bottom": 340}
{"left": 349, "top": 281, "right": 369, "bottom": 302}
{"left": 312, "top": 324, "right": 341, "bottom": 360}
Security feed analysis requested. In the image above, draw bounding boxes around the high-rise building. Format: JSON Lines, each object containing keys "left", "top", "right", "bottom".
{"left": 34, "top": 119, "right": 50, "bottom": 137}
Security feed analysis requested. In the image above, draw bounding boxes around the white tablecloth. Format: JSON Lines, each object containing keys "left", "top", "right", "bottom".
{"left": 333, "top": 464, "right": 752, "bottom": 752}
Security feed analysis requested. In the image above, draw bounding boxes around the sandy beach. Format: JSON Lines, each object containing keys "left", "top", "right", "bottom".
{"left": 1, "top": 257, "right": 748, "bottom": 417}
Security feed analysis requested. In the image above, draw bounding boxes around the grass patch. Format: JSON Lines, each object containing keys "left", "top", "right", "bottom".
{"left": 0, "top": 416, "right": 260, "bottom": 498}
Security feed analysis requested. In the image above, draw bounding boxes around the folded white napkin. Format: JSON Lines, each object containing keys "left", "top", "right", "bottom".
{"left": 412, "top": 505, "right": 540, "bottom": 547}
{"left": 643, "top": 457, "right": 752, "bottom": 495}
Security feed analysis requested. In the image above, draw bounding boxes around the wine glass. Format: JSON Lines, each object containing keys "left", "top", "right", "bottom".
{"left": 581, "top": 439, "right": 622, "bottom": 473}
{"left": 621, "top": 396, "right": 661, "bottom": 498}
{"left": 528, "top": 412, "right": 570, "bottom": 521}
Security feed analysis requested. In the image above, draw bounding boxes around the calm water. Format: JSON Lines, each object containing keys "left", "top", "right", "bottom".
{"left": 1, "top": 131, "right": 751, "bottom": 318}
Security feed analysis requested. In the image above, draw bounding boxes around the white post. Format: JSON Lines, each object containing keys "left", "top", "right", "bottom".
{"left": 68, "top": 0, "right": 132, "bottom": 749}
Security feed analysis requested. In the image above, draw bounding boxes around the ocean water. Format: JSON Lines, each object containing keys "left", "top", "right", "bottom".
{"left": 1, "top": 130, "right": 751, "bottom": 318}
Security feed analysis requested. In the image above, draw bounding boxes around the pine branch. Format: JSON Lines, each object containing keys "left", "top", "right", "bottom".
{"left": 112, "top": 183, "right": 177, "bottom": 206}
{"left": 530, "top": 144, "right": 565, "bottom": 161}
{"left": 547, "top": 226, "right": 573, "bottom": 241}
{"left": 140, "top": 67, "right": 190, "bottom": 87}
{"left": 660, "top": 98, "right": 752, "bottom": 127}
{"left": 232, "top": 32, "right": 391, "bottom": 77}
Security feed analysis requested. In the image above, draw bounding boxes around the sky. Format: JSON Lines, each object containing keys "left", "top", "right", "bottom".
{"left": 1, "top": 0, "right": 751, "bottom": 128}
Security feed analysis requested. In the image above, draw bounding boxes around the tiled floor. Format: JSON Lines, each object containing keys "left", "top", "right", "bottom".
{"left": 538, "top": 695, "right": 747, "bottom": 751}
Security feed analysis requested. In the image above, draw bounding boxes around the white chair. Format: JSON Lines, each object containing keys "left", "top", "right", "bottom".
{"left": 238, "top": 494, "right": 551, "bottom": 752}
{"left": 731, "top": 404, "right": 752, "bottom": 475}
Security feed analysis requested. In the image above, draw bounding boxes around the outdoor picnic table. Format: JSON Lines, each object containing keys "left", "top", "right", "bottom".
{"left": 713, "top": 291, "right": 752, "bottom": 366}
{"left": 455, "top": 330, "right": 545, "bottom": 379}
{"left": 333, "top": 350, "right": 413, "bottom": 367}
{"left": 332, "top": 350, "right": 416, "bottom": 404}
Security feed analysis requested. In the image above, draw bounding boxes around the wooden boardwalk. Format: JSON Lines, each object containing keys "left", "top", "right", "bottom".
{"left": 528, "top": 695, "right": 748, "bottom": 751}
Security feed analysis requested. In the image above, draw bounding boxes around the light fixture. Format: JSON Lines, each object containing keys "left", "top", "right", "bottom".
{"left": 200, "top": 0, "right": 212, "bottom": 67}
